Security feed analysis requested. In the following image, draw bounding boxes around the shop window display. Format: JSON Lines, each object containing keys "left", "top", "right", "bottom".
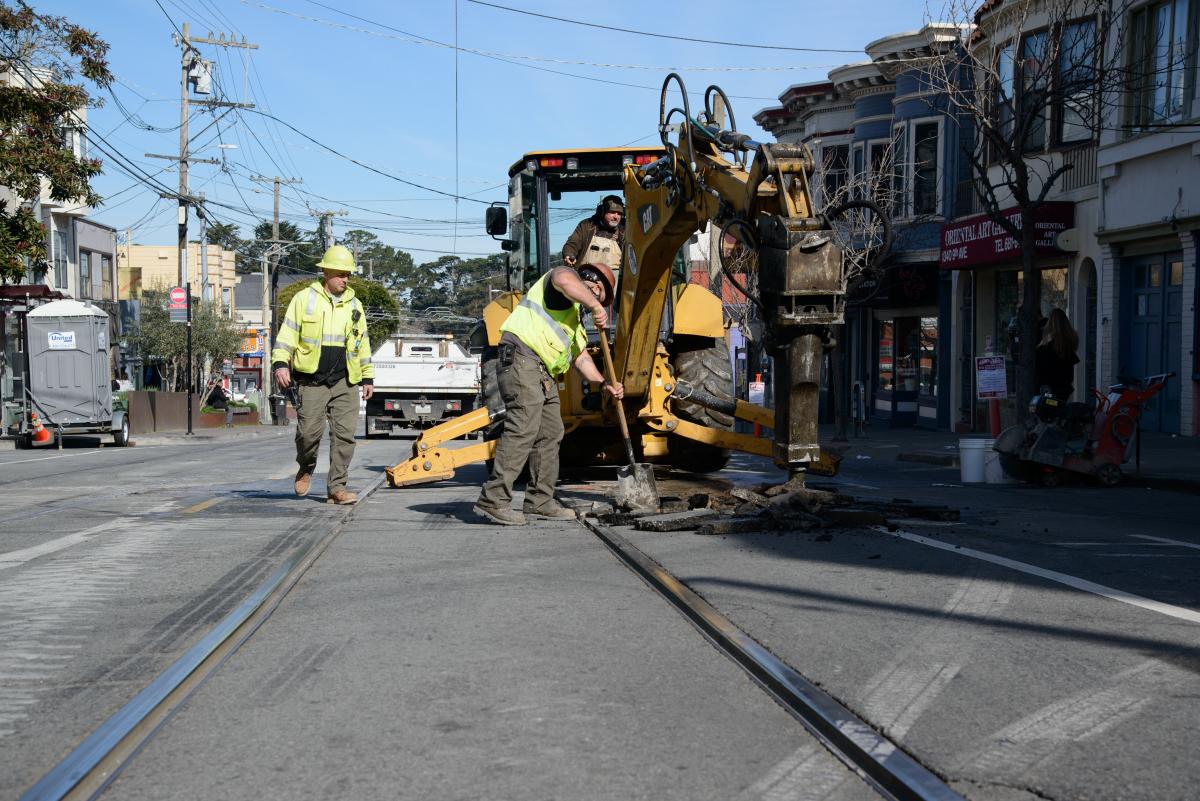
{"left": 877, "top": 316, "right": 937, "bottom": 395}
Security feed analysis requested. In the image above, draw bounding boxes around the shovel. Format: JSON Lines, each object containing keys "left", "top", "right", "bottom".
{"left": 596, "top": 328, "right": 660, "bottom": 513}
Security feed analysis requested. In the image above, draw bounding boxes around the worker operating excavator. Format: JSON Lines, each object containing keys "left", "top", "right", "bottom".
{"left": 473, "top": 263, "right": 624, "bottom": 527}
{"left": 563, "top": 195, "right": 625, "bottom": 290}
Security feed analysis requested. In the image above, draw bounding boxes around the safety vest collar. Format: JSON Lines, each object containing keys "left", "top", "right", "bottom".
{"left": 309, "top": 280, "right": 357, "bottom": 308}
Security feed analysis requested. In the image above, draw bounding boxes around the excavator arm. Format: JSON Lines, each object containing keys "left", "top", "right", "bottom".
{"left": 619, "top": 75, "right": 853, "bottom": 476}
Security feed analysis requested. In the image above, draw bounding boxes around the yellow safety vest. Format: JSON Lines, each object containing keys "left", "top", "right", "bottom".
{"left": 271, "top": 281, "right": 375, "bottom": 383}
{"left": 499, "top": 272, "right": 587, "bottom": 377}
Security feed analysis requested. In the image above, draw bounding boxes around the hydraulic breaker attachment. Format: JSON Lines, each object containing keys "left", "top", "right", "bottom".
{"left": 669, "top": 379, "right": 841, "bottom": 477}
{"left": 386, "top": 406, "right": 499, "bottom": 488}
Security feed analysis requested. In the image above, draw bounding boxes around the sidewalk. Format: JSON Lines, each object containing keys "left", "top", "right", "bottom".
{"left": 820, "top": 423, "right": 1200, "bottom": 493}
{"left": 0, "top": 425, "right": 293, "bottom": 450}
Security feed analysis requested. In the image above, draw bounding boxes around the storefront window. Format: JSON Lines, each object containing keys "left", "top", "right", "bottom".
{"left": 919, "top": 316, "right": 938, "bottom": 396}
{"left": 878, "top": 316, "right": 936, "bottom": 394}
{"left": 878, "top": 320, "right": 894, "bottom": 391}
{"left": 1041, "top": 267, "right": 1068, "bottom": 311}
{"left": 995, "top": 267, "right": 1069, "bottom": 358}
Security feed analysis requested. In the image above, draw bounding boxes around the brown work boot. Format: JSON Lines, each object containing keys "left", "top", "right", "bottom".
{"left": 294, "top": 470, "right": 313, "bottom": 497}
{"left": 472, "top": 504, "right": 527, "bottom": 526}
{"left": 326, "top": 487, "right": 358, "bottom": 505}
{"left": 523, "top": 500, "right": 577, "bottom": 520}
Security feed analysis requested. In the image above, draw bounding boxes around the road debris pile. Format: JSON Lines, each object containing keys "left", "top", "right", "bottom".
{"left": 590, "top": 479, "right": 958, "bottom": 535}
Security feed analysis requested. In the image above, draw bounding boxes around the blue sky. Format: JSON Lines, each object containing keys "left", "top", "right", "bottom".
{"left": 41, "top": 0, "right": 943, "bottom": 263}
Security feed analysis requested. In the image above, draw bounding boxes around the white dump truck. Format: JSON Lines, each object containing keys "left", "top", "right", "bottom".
{"left": 364, "top": 334, "right": 480, "bottom": 438}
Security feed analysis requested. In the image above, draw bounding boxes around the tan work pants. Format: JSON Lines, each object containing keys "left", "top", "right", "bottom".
{"left": 295, "top": 377, "right": 359, "bottom": 492}
{"left": 477, "top": 347, "right": 563, "bottom": 512}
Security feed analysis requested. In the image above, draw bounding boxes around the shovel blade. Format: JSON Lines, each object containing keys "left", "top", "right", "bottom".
{"left": 616, "top": 462, "right": 660, "bottom": 513}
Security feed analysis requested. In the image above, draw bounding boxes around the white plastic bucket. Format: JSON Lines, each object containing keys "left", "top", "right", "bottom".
{"left": 958, "top": 438, "right": 994, "bottom": 483}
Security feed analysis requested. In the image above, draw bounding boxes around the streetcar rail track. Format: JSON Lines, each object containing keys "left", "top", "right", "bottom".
{"left": 18, "top": 473, "right": 387, "bottom": 801}
{"left": 581, "top": 515, "right": 965, "bottom": 801}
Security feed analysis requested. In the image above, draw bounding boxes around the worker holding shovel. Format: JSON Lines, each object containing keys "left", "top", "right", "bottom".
{"left": 473, "top": 263, "right": 623, "bottom": 526}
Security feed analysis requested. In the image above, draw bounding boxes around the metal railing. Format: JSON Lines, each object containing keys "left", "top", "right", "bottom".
{"left": 954, "top": 179, "right": 982, "bottom": 217}
{"left": 1058, "top": 142, "right": 1098, "bottom": 191}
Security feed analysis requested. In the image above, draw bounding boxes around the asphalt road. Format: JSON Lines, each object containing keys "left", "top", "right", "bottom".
{"left": 3, "top": 430, "right": 1198, "bottom": 801}
{"left": 0, "top": 426, "right": 398, "bottom": 800}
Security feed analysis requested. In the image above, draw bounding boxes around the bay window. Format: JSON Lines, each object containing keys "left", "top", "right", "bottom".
{"left": 1129, "top": 0, "right": 1193, "bottom": 129}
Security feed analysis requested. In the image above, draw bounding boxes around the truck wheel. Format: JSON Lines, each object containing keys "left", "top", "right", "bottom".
{"left": 1095, "top": 463, "right": 1123, "bottom": 487}
{"left": 668, "top": 336, "right": 734, "bottom": 473}
{"left": 113, "top": 415, "right": 130, "bottom": 447}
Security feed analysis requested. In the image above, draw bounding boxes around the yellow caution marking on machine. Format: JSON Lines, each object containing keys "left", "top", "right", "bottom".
{"left": 183, "top": 497, "right": 224, "bottom": 514}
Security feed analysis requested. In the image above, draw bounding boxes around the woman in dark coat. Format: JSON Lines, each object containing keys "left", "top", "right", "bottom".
{"left": 1035, "top": 308, "right": 1080, "bottom": 399}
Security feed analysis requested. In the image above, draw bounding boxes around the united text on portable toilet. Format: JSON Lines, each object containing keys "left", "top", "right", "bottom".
{"left": 25, "top": 299, "right": 112, "bottom": 428}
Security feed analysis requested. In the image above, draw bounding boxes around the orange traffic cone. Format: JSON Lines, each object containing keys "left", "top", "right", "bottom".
{"left": 30, "top": 413, "right": 51, "bottom": 444}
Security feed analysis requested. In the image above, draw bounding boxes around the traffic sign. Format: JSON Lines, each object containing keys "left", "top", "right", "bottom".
{"left": 168, "top": 286, "right": 187, "bottom": 309}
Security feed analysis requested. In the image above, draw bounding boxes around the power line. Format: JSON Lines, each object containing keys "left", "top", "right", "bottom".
{"left": 465, "top": 0, "right": 864, "bottom": 53}
{"left": 236, "top": 107, "right": 495, "bottom": 204}
{"left": 261, "top": 0, "right": 777, "bottom": 100}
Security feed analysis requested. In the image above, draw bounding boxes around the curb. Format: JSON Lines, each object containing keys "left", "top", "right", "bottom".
{"left": 132, "top": 428, "right": 293, "bottom": 447}
{"left": 897, "top": 450, "right": 959, "bottom": 468}
{"left": 1127, "top": 474, "right": 1200, "bottom": 495}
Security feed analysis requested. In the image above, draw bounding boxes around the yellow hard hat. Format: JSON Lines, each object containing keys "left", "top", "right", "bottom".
{"left": 316, "top": 245, "right": 358, "bottom": 274}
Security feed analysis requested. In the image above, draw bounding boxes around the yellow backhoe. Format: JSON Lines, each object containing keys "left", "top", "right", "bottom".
{"left": 387, "top": 75, "right": 889, "bottom": 490}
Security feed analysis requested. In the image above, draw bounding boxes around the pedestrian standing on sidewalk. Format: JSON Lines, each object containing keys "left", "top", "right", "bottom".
{"left": 474, "top": 263, "right": 624, "bottom": 526}
{"left": 1035, "top": 308, "right": 1080, "bottom": 400}
{"left": 272, "top": 245, "right": 374, "bottom": 505}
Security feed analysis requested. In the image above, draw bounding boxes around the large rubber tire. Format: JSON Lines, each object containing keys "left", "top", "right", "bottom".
{"left": 113, "top": 415, "right": 129, "bottom": 447}
{"left": 668, "top": 337, "right": 734, "bottom": 473}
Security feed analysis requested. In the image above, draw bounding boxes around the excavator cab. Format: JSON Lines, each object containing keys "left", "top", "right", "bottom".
{"left": 475, "top": 147, "right": 736, "bottom": 472}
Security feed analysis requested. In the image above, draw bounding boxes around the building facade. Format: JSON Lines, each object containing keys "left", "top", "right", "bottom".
{"left": 118, "top": 242, "right": 239, "bottom": 317}
{"left": 751, "top": 4, "right": 1199, "bottom": 439}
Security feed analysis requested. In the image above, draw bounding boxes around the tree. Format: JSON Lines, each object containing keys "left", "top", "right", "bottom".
{"left": 925, "top": 0, "right": 1140, "bottom": 410}
{"left": 276, "top": 275, "right": 399, "bottom": 350}
{"left": 127, "top": 289, "right": 243, "bottom": 392}
{"left": 0, "top": 2, "right": 111, "bottom": 283}
{"left": 410, "top": 254, "right": 505, "bottom": 319}
{"left": 205, "top": 220, "right": 243, "bottom": 254}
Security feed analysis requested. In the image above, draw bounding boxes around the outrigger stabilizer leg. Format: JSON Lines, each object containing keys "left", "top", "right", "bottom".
{"left": 385, "top": 406, "right": 503, "bottom": 487}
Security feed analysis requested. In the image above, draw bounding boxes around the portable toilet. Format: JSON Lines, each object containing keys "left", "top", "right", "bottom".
{"left": 25, "top": 299, "right": 113, "bottom": 428}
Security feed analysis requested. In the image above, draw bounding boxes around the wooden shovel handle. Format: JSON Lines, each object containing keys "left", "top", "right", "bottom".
{"left": 596, "top": 329, "right": 636, "bottom": 460}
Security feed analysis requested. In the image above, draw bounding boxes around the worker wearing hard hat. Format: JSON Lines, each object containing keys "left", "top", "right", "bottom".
{"left": 563, "top": 195, "right": 625, "bottom": 285}
{"left": 474, "top": 263, "right": 623, "bottom": 526}
{"left": 272, "top": 245, "right": 375, "bottom": 505}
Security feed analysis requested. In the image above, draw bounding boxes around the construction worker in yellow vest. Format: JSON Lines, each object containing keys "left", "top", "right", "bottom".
{"left": 272, "top": 245, "right": 374, "bottom": 505}
{"left": 474, "top": 263, "right": 623, "bottom": 526}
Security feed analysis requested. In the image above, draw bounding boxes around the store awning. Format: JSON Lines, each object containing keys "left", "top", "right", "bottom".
{"left": 939, "top": 202, "right": 1074, "bottom": 269}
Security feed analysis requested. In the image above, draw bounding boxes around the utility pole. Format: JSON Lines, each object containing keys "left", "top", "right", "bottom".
{"left": 152, "top": 24, "right": 257, "bottom": 288}
{"left": 250, "top": 175, "right": 303, "bottom": 334}
{"left": 196, "top": 193, "right": 210, "bottom": 303}
{"left": 251, "top": 175, "right": 302, "bottom": 424}
{"left": 309, "top": 208, "right": 347, "bottom": 251}
{"left": 259, "top": 249, "right": 272, "bottom": 424}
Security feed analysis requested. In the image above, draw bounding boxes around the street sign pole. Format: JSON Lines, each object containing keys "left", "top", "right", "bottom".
{"left": 186, "top": 282, "right": 194, "bottom": 436}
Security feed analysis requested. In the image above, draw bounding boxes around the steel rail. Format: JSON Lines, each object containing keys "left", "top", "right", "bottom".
{"left": 581, "top": 517, "right": 966, "bottom": 801}
{"left": 19, "top": 474, "right": 388, "bottom": 801}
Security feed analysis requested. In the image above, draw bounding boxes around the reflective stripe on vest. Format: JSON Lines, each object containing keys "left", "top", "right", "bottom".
{"left": 499, "top": 273, "right": 583, "bottom": 377}
{"left": 517, "top": 297, "right": 571, "bottom": 349}
{"left": 273, "top": 281, "right": 372, "bottom": 383}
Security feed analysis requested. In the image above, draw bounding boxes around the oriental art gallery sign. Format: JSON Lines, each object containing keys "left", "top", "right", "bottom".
{"left": 939, "top": 202, "right": 1074, "bottom": 269}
